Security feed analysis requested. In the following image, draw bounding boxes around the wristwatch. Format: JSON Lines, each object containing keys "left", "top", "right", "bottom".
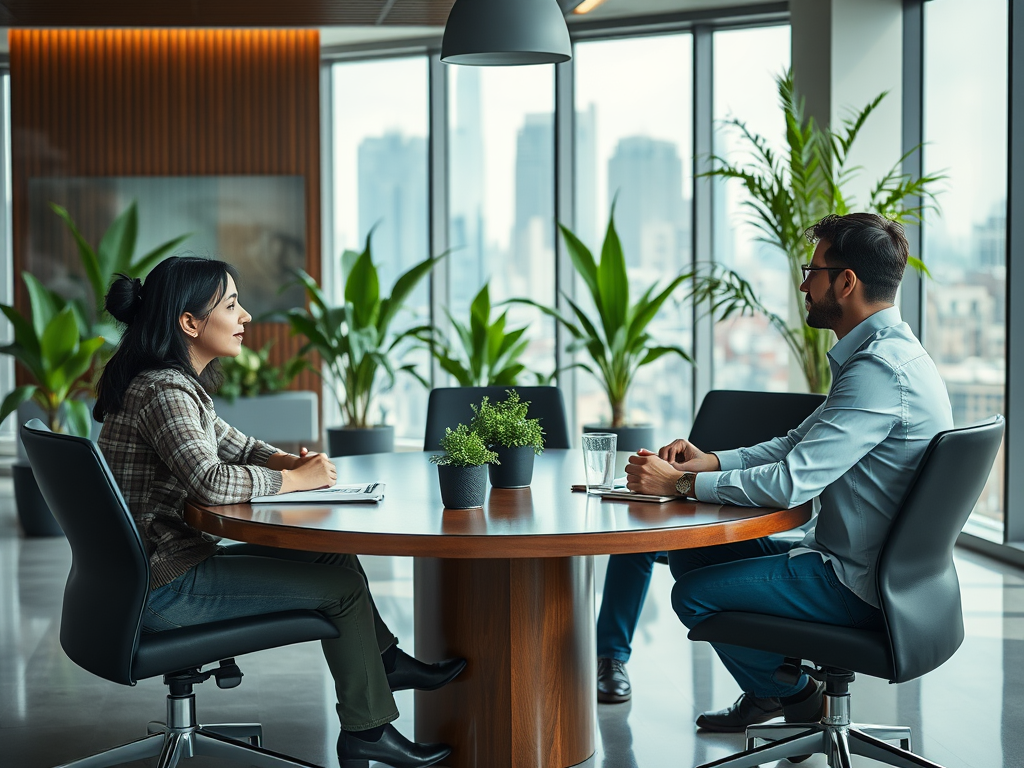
{"left": 675, "top": 472, "right": 697, "bottom": 498}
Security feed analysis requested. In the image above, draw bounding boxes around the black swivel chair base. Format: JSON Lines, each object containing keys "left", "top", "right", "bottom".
{"left": 697, "top": 669, "right": 943, "bottom": 768}
{"left": 56, "top": 664, "right": 324, "bottom": 768}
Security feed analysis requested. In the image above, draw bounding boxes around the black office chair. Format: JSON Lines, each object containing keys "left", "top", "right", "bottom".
{"left": 689, "top": 389, "right": 826, "bottom": 452}
{"left": 423, "top": 385, "right": 571, "bottom": 450}
{"left": 688, "top": 416, "right": 1005, "bottom": 768}
{"left": 21, "top": 419, "right": 339, "bottom": 768}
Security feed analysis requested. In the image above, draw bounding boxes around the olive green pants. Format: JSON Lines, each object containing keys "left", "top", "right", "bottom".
{"left": 143, "top": 543, "right": 399, "bottom": 731}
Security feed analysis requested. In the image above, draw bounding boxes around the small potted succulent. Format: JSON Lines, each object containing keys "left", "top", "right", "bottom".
{"left": 430, "top": 423, "right": 498, "bottom": 510}
{"left": 470, "top": 390, "right": 544, "bottom": 489}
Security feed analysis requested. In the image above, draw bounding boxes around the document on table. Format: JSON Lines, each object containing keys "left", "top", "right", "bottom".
{"left": 251, "top": 482, "right": 385, "bottom": 504}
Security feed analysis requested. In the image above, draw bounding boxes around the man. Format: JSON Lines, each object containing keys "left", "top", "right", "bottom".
{"left": 624, "top": 213, "right": 952, "bottom": 732}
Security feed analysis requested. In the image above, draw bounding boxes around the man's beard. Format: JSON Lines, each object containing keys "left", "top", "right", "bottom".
{"left": 806, "top": 283, "right": 843, "bottom": 329}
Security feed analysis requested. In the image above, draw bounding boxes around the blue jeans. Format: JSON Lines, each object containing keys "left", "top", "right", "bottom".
{"left": 596, "top": 552, "right": 662, "bottom": 662}
{"left": 668, "top": 537, "right": 883, "bottom": 698}
{"left": 144, "top": 543, "right": 399, "bottom": 731}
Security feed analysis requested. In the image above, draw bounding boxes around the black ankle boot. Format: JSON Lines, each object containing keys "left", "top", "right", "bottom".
{"left": 386, "top": 647, "right": 467, "bottom": 692}
{"left": 337, "top": 725, "right": 451, "bottom": 768}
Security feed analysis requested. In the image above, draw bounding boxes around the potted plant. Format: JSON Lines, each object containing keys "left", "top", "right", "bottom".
{"left": 690, "top": 70, "right": 942, "bottom": 393}
{"left": 284, "top": 233, "right": 444, "bottom": 456}
{"left": 430, "top": 423, "right": 498, "bottom": 509}
{"left": 0, "top": 274, "right": 105, "bottom": 535}
{"left": 470, "top": 390, "right": 544, "bottom": 489}
{"left": 512, "top": 207, "right": 691, "bottom": 450}
{"left": 214, "top": 340, "right": 315, "bottom": 445}
{"left": 424, "top": 282, "right": 550, "bottom": 386}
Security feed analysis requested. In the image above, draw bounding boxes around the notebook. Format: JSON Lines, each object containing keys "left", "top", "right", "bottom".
{"left": 591, "top": 489, "right": 682, "bottom": 504}
{"left": 251, "top": 482, "right": 385, "bottom": 504}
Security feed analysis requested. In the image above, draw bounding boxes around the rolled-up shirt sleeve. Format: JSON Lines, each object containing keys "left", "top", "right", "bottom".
{"left": 139, "top": 382, "right": 283, "bottom": 505}
{"left": 695, "top": 358, "right": 899, "bottom": 508}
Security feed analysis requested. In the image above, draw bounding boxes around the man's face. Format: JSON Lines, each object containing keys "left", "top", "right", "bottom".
{"left": 801, "top": 240, "right": 843, "bottom": 330}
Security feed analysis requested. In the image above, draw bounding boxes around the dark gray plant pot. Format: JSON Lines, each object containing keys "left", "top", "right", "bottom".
{"left": 488, "top": 445, "right": 536, "bottom": 489}
{"left": 583, "top": 424, "right": 655, "bottom": 453}
{"left": 437, "top": 464, "right": 487, "bottom": 510}
{"left": 13, "top": 463, "right": 64, "bottom": 537}
{"left": 327, "top": 425, "right": 395, "bottom": 457}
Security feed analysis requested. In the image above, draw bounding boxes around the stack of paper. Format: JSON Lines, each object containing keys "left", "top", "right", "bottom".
{"left": 251, "top": 482, "right": 385, "bottom": 504}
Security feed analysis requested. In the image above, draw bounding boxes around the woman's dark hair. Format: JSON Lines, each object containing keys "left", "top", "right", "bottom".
{"left": 94, "top": 256, "right": 239, "bottom": 422}
{"left": 804, "top": 213, "right": 910, "bottom": 303}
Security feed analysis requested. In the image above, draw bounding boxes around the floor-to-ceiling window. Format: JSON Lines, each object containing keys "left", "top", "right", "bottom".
{"left": 923, "top": 0, "right": 1008, "bottom": 535}
{"left": 711, "top": 25, "right": 793, "bottom": 393}
{"left": 573, "top": 34, "right": 694, "bottom": 446}
{"left": 332, "top": 57, "right": 430, "bottom": 444}
{"left": 446, "top": 65, "right": 557, "bottom": 385}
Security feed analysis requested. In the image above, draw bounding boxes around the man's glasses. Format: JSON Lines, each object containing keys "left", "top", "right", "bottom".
{"left": 800, "top": 264, "right": 844, "bottom": 281}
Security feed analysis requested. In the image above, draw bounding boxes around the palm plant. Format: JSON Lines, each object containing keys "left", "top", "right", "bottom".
{"left": 426, "top": 282, "right": 548, "bottom": 387}
{"left": 513, "top": 209, "right": 691, "bottom": 428}
{"left": 50, "top": 201, "right": 190, "bottom": 348}
{"left": 0, "top": 273, "right": 105, "bottom": 436}
{"left": 284, "top": 235, "right": 443, "bottom": 429}
{"left": 692, "top": 69, "right": 942, "bottom": 393}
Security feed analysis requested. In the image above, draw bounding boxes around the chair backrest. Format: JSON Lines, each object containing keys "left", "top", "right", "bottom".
{"left": 689, "top": 390, "right": 826, "bottom": 451}
{"left": 21, "top": 419, "right": 149, "bottom": 686}
{"left": 423, "top": 386, "right": 571, "bottom": 450}
{"left": 877, "top": 416, "right": 1004, "bottom": 683}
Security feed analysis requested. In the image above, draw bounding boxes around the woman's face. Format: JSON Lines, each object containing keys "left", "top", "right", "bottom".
{"left": 184, "top": 274, "right": 251, "bottom": 371}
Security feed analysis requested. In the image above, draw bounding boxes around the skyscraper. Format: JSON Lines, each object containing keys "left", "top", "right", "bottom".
{"left": 357, "top": 132, "right": 428, "bottom": 294}
{"left": 607, "top": 136, "right": 688, "bottom": 273}
{"left": 575, "top": 104, "right": 598, "bottom": 253}
{"left": 449, "top": 66, "right": 486, "bottom": 313}
{"left": 512, "top": 113, "right": 554, "bottom": 296}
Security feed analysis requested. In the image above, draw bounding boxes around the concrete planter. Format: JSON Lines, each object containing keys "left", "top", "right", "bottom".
{"left": 437, "top": 464, "right": 487, "bottom": 509}
{"left": 582, "top": 424, "right": 655, "bottom": 453}
{"left": 327, "top": 425, "right": 395, "bottom": 457}
{"left": 488, "top": 445, "right": 536, "bottom": 489}
{"left": 212, "top": 391, "right": 319, "bottom": 445}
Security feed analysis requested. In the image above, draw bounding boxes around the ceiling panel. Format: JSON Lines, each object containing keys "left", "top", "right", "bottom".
{"left": 0, "top": 0, "right": 456, "bottom": 26}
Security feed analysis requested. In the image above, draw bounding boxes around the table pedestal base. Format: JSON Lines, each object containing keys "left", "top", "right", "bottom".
{"left": 414, "top": 556, "right": 596, "bottom": 768}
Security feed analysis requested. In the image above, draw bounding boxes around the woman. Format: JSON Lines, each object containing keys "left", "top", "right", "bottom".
{"left": 94, "top": 256, "right": 462, "bottom": 768}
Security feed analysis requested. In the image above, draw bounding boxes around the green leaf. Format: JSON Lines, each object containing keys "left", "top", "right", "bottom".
{"left": 23, "top": 273, "right": 63, "bottom": 340}
{"left": 345, "top": 239, "right": 380, "bottom": 330}
{"left": 596, "top": 206, "right": 630, "bottom": 342}
{"left": 100, "top": 201, "right": 139, "bottom": 276}
{"left": 559, "top": 223, "right": 599, "bottom": 302}
{"left": 62, "top": 398, "right": 92, "bottom": 438}
{"left": 50, "top": 203, "right": 104, "bottom": 312}
{"left": 1, "top": 304, "right": 42, "bottom": 363}
{"left": 40, "top": 307, "right": 81, "bottom": 375}
{"left": 57, "top": 336, "right": 105, "bottom": 392}
{"left": 0, "top": 385, "right": 38, "bottom": 428}
{"left": 378, "top": 251, "right": 446, "bottom": 335}
{"left": 639, "top": 345, "right": 693, "bottom": 366}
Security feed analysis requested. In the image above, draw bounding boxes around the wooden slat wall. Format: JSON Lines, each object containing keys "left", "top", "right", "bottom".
{"left": 9, "top": 28, "right": 321, "bottom": 394}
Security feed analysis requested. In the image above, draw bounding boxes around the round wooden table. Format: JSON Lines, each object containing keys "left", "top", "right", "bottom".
{"left": 185, "top": 450, "right": 810, "bottom": 768}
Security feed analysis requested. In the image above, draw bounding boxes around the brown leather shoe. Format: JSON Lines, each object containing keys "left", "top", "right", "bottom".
{"left": 597, "top": 657, "right": 631, "bottom": 703}
{"left": 695, "top": 693, "right": 782, "bottom": 733}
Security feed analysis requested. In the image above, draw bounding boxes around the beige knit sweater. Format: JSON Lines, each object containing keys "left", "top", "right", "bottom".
{"left": 98, "top": 368, "right": 283, "bottom": 588}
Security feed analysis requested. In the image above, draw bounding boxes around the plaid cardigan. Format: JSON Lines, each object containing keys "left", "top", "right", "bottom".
{"left": 98, "top": 367, "right": 283, "bottom": 589}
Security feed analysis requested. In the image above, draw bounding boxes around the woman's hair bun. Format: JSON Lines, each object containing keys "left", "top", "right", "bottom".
{"left": 105, "top": 273, "right": 144, "bottom": 325}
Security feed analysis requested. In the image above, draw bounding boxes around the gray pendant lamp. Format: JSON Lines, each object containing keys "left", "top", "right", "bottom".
{"left": 441, "top": 0, "right": 572, "bottom": 66}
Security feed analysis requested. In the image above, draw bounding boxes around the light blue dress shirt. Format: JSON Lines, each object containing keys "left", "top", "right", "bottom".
{"left": 693, "top": 307, "right": 953, "bottom": 607}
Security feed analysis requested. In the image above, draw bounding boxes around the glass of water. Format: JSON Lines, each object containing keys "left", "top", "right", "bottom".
{"left": 582, "top": 433, "right": 617, "bottom": 492}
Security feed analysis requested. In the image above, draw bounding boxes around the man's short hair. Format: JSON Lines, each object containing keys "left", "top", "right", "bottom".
{"left": 804, "top": 213, "right": 910, "bottom": 303}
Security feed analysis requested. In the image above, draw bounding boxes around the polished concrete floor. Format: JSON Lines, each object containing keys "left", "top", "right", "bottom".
{"left": 1, "top": 476, "right": 1021, "bottom": 768}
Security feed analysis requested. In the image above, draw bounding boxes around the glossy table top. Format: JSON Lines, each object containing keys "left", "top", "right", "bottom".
{"left": 185, "top": 450, "right": 810, "bottom": 558}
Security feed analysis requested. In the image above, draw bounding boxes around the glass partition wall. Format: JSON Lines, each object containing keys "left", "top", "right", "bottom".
{"left": 323, "top": 7, "right": 1017, "bottom": 550}
{"left": 923, "top": 0, "right": 1008, "bottom": 536}
{"left": 573, "top": 34, "right": 694, "bottom": 446}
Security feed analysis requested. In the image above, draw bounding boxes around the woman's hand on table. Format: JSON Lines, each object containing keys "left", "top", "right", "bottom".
{"left": 279, "top": 451, "right": 336, "bottom": 493}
